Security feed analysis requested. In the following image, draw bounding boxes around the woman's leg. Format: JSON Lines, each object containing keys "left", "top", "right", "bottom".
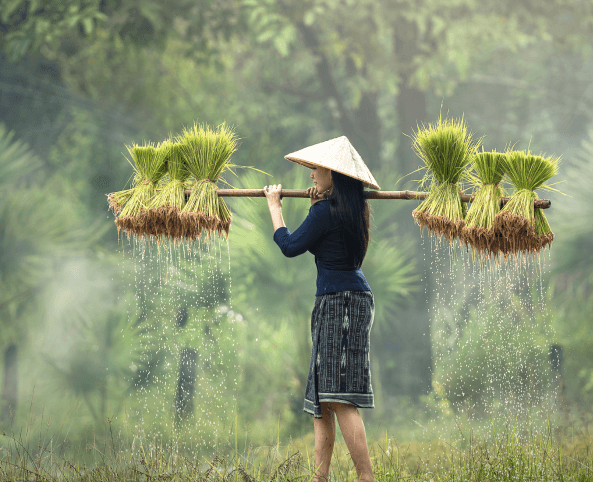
{"left": 314, "top": 402, "right": 336, "bottom": 482}
{"left": 332, "top": 403, "right": 375, "bottom": 482}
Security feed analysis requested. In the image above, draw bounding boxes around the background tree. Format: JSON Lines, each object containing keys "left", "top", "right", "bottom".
{"left": 0, "top": 126, "right": 106, "bottom": 423}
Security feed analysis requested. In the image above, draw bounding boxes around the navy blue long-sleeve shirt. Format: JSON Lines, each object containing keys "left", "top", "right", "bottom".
{"left": 273, "top": 200, "right": 371, "bottom": 296}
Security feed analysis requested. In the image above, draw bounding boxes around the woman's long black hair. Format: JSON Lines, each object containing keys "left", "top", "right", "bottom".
{"left": 327, "top": 170, "right": 370, "bottom": 268}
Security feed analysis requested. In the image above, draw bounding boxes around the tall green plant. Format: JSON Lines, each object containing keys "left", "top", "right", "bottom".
{"left": 552, "top": 127, "right": 593, "bottom": 278}
{"left": 411, "top": 116, "right": 480, "bottom": 243}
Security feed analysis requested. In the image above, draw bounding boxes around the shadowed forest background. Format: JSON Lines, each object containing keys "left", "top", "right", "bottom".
{"left": 1, "top": 0, "right": 593, "bottom": 455}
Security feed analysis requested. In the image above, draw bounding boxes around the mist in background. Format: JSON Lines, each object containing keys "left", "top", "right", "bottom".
{"left": 0, "top": 0, "right": 592, "bottom": 456}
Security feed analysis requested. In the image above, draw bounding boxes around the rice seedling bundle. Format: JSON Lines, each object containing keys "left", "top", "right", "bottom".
{"left": 115, "top": 143, "right": 167, "bottom": 238}
{"left": 107, "top": 186, "right": 135, "bottom": 216}
{"left": 533, "top": 207, "right": 554, "bottom": 252}
{"left": 179, "top": 123, "right": 238, "bottom": 240}
{"left": 461, "top": 150, "right": 505, "bottom": 256}
{"left": 493, "top": 150, "right": 559, "bottom": 256}
{"left": 411, "top": 116, "right": 480, "bottom": 242}
{"left": 145, "top": 140, "right": 189, "bottom": 240}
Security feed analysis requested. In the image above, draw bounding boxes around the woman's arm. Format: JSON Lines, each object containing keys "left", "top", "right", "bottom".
{"left": 264, "top": 184, "right": 286, "bottom": 232}
{"left": 264, "top": 184, "right": 329, "bottom": 258}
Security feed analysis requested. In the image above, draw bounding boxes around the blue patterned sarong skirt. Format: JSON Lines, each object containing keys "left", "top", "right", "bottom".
{"left": 304, "top": 290, "right": 375, "bottom": 418}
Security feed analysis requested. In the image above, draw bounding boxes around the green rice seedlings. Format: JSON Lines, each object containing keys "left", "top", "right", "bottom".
{"left": 460, "top": 150, "right": 505, "bottom": 257}
{"left": 533, "top": 207, "right": 554, "bottom": 252}
{"left": 107, "top": 185, "right": 135, "bottom": 216}
{"left": 146, "top": 140, "right": 189, "bottom": 240}
{"left": 143, "top": 141, "right": 173, "bottom": 239}
{"left": 115, "top": 143, "right": 165, "bottom": 239}
{"left": 493, "top": 150, "right": 559, "bottom": 258}
{"left": 179, "top": 123, "right": 238, "bottom": 240}
{"left": 411, "top": 115, "right": 480, "bottom": 243}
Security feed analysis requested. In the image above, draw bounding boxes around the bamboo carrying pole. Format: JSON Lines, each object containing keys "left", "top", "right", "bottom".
{"left": 208, "top": 189, "right": 552, "bottom": 209}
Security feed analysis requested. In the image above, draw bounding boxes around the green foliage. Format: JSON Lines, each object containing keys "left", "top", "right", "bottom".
{"left": 550, "top": 140, "right": 593, "bottom": 413}
{"left": 0, "top": 124, "right": 43, "bottom": 185}
{"left": 0, "top": 0, "right": 107, "bottom": 61}
{"left": 0, "top": 127, "right": 107, "bottom": 348}
{"left": 551, "top": 127, "right": 593, "bottom": 278}
{"left": 228, "top": 167, "right": 316, "bottom": 437}
{"left": 433, "top": 276, "right": 555, "bottom": 416}
{"left": 131, "top": 303, "right": 237, "bottom": 444}
{"left": 552, "top": 273, "right": 593, "bottom": 407}
{"left": 2, "top": 0, "right": 593, "bottom": 450}
{"left": 0, "top": 183, "right": 84, "bottom": 309}
{"left": 0, "top": 0, "right": 241, "bottom": 62}
{"left": 42, "top": 294, "right": 142, "bottom": 423}
{"left": 112, "top": 242, "right": 238, "bottom": 443}
{"left": 239, "top": 0, "right": 593, "bottom": 171}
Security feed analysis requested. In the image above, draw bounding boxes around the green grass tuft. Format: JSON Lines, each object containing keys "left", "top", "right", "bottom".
{"left": 1, "top": 425, "right": 593, "bottom": 481}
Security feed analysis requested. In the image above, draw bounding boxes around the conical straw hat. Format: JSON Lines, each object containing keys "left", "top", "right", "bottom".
{"left": 284, "top": 136, "right": 380, "bottom": 190}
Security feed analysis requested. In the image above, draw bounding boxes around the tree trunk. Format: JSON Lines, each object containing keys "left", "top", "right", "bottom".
{"left": 386, "top": 75, "right": 433, "bottom": 398}
{"left": 295, "top": 23, "right": 382, "bottom": 171}
{"left": 1, "top": 343, "right": 18, "bottom": 424}
{"left": 287, "top": 20, "right": 434, "bottom": 398}
{"left": 351, "top": 91, "right": 382, "bottom": 171}
{"left": 397, "top": 82, "right": 427, "bottom": 179}
{"left": 175, "top": 348, "right": 197, "bottom": 425}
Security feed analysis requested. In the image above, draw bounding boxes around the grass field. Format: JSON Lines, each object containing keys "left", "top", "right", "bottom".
{"left": 1, "top": 419, "right": 593, "bottom": 481}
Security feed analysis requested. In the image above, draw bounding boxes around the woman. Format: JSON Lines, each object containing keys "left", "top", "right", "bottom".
{"left": 263, "top": 136, "right": 379, "bottom": 482}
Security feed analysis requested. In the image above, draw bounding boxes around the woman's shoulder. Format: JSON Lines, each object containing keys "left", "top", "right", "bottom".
{"left": 309, "top": 199, "right": 331, "bottom": 215}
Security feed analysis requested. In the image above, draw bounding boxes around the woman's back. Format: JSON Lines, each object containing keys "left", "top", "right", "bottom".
{"left": 274, "top": 199, "right": 371, "bottom": 296}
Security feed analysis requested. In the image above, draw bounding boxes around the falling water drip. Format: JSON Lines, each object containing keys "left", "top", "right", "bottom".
{"left": 118, "top": 233, "right": 239, "bottom": 459}
{"left": 424, "top": 233, "right": 557, "bottom": 446}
